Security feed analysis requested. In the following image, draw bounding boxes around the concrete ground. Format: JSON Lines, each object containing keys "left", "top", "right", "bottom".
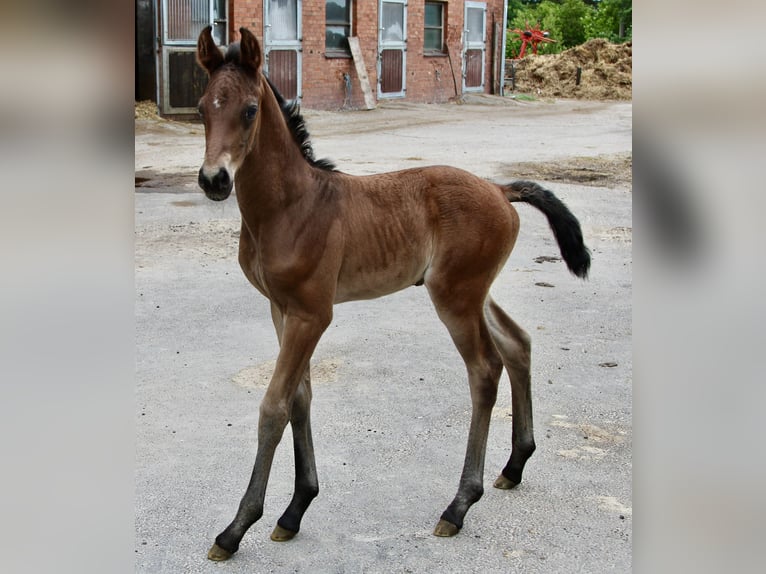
{"left": 135, "top": 95, "right": 632, "bottom": 573}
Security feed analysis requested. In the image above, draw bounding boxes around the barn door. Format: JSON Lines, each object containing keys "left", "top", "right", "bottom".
{"left": 378, "top": 0, "right": 407, "bottom": 98}
{"left": 264, "top": 0, "right": 302, "bottom": 102}
{"left": 462, "top": 1, "right": 486, "bottom": 92}
{"left": 159, "top": 0, "right": 228, "bottom": 115}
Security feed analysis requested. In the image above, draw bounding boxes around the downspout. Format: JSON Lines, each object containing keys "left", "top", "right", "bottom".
{"left": 154, "top": 0, "right": 161, "bottom": 109}
{"left": 500, "top": 0, "right": 508, "bottom": 96}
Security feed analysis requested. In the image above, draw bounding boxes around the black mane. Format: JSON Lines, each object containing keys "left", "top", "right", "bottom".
{"left": 264, "top": 77, "right": 337, "bottom": 171}
{"left": 223, "top": 42, "right": 336, "bottom": 171}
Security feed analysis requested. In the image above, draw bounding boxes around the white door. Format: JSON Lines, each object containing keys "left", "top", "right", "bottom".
{"left": 462, "top": 2, "right": 486, "bottom": 92}
{"left": 264, "top": 0, "right": 302, "bottom": 102}
{"left": 378, "top": 0, "right": 407, "bottom": 98}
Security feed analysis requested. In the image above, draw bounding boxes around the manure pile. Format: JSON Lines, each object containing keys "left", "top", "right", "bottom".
{"left": 507, "top": 38, "right": 632, "bottom": 100}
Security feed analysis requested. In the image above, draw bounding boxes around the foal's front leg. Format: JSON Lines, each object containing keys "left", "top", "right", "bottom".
{"left": 267, "top": 304, "right": 320, "bottom": 542}
{"left": 208, "top": 312, "right": 329, "bottom": 561}
{"left": 271, "top": 371, "right": 319, "bottom": 541}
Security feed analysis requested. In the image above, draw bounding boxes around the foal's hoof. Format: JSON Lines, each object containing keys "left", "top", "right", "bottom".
{"left": 493, "top": 473, "right": 519, "bottom": 490}
{"left": 433, "top": 518, "right": 461, "bottom": 537}
{"left": 270, "top": 524, "right": 298, "bottom": 542}
{"left": 207, "top": 543, "right": 233, "bottom": 561}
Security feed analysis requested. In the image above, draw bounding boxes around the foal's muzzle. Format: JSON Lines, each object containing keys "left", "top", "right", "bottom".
{"left": 198, "top": 167, "right": 233, "bottom": 201}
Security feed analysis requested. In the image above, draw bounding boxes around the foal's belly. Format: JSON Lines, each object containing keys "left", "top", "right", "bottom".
{"left": 334, "top": 268, "right": 424, "bottom": 303}
{"left": 334, "top": 248, "right": 430, "bottom": 303}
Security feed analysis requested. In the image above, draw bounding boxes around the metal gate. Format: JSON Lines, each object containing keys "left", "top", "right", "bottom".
{"left": 264, "top": 0, "right": 302, "bottom": 101}
{"left": 378, "top": 0, "right": 407, "bottom": 98}
{"left": 159, "top": 0, "right": 228, "bottom": 115}
{"left": 462, "top": 2, "right": 486, "bottom": 92}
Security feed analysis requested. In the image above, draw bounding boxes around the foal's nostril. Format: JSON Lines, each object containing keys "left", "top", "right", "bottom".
{"left": 213, "top": 168, "right": 230, "bottom": 189}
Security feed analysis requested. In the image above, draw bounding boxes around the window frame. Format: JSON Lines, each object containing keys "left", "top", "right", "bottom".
{"left": 423, "top": 1, "right": 446, "bottom": 55}
{"left": 325, "top": 0, "right": 354, "bottom": 57}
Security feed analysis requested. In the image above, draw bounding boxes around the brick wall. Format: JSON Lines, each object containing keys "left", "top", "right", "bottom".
{"left": 231, "top": 0, "right": 262, "bottom": 32}
{"left": 227, "top": 0, "right": 505, "bottom": 110}
{"left": 406, "top": 0, "right": 462, "bottom": 103}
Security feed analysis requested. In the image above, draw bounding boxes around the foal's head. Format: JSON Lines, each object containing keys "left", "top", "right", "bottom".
{"left": 196, "top": 27, "right": 264, "bottom": 201}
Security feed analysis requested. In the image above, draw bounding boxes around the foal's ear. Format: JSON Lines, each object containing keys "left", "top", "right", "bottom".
{"left": 238, "top": 27, "right": 262, "bottom": 75}
{"left": 197, "top": 25, "right": 224, "bottom": 76}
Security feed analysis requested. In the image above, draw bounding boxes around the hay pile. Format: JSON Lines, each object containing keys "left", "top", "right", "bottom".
{"left": 135, "top": 100, "right": 160, "bottom": 119}
{"left": 507, "top": 38, "right": 632, "bottom": 100}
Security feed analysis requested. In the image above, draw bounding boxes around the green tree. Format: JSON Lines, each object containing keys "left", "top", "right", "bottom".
{"left": 507, "top": 0, "right": 525, "bottom": 25}
{"left": 584, "top": 0, "right": 632, "bottom": 41}
{"left": 556, "top": 0, "right": 589, "bottom": 48}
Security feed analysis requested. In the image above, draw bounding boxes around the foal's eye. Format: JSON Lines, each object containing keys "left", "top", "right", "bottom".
{"left": 244, "top": 104, "right": 258, "bottom": 122}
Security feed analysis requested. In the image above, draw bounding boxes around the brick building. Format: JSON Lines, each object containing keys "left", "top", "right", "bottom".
{"left": 135, "top": 0, "right": 508, "bottom": 115}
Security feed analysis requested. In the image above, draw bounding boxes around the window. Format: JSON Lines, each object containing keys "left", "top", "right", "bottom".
{"left": 424, "top": 2, "right": 445, "bottom": 54}
{"left": 326, "top": 0, "right": 352, "bottom": 54}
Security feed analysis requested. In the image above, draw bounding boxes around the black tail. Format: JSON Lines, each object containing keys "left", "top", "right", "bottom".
{"left": 503, "top": 180, "right": 591, "bottom": 279}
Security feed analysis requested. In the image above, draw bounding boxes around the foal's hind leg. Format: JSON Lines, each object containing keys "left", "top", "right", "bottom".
{"left": 484, "top": 297, "right": 536, "bottom": 489}
{"left": 427, "top": 285, "right": 504, "bottom": 537}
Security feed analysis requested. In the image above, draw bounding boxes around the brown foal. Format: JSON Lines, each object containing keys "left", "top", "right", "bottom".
{"left": 195, "top": 26, "right": 590, "bottom": 561}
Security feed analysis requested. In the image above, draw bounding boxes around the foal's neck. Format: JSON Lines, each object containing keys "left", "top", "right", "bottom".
{"left": 237, "top": 78, "right": 313, "bottom": 219}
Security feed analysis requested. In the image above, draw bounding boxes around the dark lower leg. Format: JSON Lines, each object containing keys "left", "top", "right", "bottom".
{"left": 208, "top": 309, "right": 329, "bottom": 560}
{"left": 435, "top": 357, "right": 500, "bottom": 536}
{"left": 427, "top": 285, "right": 502, "bottom": 536}
{"left": 272, "top": 377, "right": 319, "bottom": 540}
{"left": 494, "top": 343, "right": 536, "bottom": 488}
{"left": 485, "top": 299, "right": 536, "bottom": 489}
{"left": 435, "top": 457, "right": 488, "bottom": 534}
{"left": 209, "top": 406, "right": 289, "bottom": 559}
{"left": 496, "top": 382, "right": 536, "bottom": 487}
